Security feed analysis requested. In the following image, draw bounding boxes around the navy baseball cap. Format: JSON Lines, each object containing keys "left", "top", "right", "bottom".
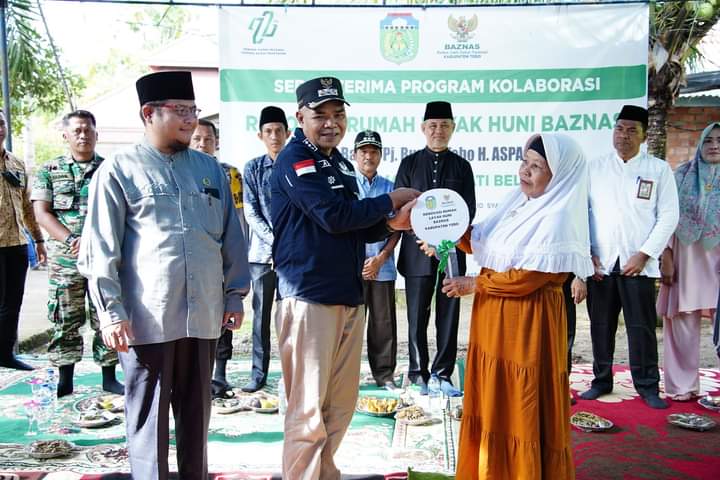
{"left": 296, "top": 77, "right": 350, "bottom": 109}
{"left": 354, "top": 130, "right": 382, "bottom": 150}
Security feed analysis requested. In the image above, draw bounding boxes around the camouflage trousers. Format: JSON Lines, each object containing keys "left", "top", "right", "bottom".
{"left": 47, "top": 249, "right": 118, "bottom": 367}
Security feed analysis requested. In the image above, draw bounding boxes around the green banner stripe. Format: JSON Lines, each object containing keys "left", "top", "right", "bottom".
{"left": 220, "top": 65, "right": 646, "bottom": 103}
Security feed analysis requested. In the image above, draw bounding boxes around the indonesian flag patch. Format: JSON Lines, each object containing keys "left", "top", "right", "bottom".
{"left": 293, "top": 159, "right": 317, "bottom": 176}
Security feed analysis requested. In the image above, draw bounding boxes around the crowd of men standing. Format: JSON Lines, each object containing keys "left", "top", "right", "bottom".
{"left": 0, "top": 69, "right": 715, "bottom": 479}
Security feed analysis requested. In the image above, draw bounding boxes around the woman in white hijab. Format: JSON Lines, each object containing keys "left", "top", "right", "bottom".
{"left": 446, "top": 133, "right": 593, "bottom": 479}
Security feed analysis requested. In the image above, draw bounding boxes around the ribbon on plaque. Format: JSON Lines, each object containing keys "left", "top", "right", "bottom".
{"left": 410, "top": 188, "right": 471, "bottom": 279}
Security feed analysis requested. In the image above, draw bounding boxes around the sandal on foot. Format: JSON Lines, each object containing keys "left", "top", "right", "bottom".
{"left": 669, "top": 392, "right": 695, "bottom": 402}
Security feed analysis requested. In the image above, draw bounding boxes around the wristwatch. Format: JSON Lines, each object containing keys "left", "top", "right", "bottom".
{"left": 64, "top": 233, "right": 79, "bottom": 246}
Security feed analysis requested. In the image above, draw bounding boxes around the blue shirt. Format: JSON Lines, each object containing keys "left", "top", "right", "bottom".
{"left": 356, "top": 173, "right": 397, "bottom": 282}
{"left": 243, "top": 154, "right": 274, "bottom": 264}
{"left": 270, "top": 128, "right": 393, "bottom": 306}
{"left": 78, "top": 140, "right": 250, "bottom": 345}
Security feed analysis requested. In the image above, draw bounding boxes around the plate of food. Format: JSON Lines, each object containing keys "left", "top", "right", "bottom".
{"left": 395, "top": 405, "right": 433, "bottom": 425}
{"left": 26, "top": 439, "right": 75, "bottom": 459}
{"left": 96, "top": 394, "right": 125, "bottom": 414}
{"left": 212, "top": 397, "right": 247, "bottom": 414}
{"left": 253, "top": 398, "right": 279, "bottom": 414}
{"left": 356, "top": 396, "right": 398, "bottom": 417}
{"left": 667, "top": 413, "right": 717, "bottom": 432}
{"left": 698, "top": 395, "right": 720, "bottom": 412}
{"left": 570, "top": 411, "right": 614, "bottom": 432}
{"left": 74, "top": 410, "right": 117, "bottom": 428}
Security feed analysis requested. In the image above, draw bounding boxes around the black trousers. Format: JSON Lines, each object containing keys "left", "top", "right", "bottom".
{"left": 119, "top": 337, "right": 216, "bottom": 480}
{"left": 587, "top": 273, "right": 660, "bottom": 396}
{"left": 405, "top": 274, "right": 460, "bottom": 383}
{"left": 563, "top": 275, "right": 576, "bottom": 375}
{"left": 363, "top": 279, "right": 397, "bottom": 385}
{"left": 0, "top": 245, "right": 28, "bottom": 359}
{"left": 248, "top": 262, "right": 276, "bottom": 383}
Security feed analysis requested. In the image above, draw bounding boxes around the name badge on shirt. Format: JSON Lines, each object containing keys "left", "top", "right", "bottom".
{"left": 636, "top": 179, "right": 653, "bottom": 200}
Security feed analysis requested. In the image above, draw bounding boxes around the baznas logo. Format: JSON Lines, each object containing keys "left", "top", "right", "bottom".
{"left": 380, "top": 13, "right": 419, "bottom": 65}
{"left": 425, "top": 196, "right": 437, "bottom": 210}
{"left": 448, "top": 14, "right": 478, "bottom": 43}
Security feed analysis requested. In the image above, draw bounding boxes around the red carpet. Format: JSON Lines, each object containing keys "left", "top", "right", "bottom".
{"left": 571, "top": 365, "right": 720, "bottom": 479}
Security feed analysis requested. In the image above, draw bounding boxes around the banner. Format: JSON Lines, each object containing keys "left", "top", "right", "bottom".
{"left": 219, "top": 3, "right": 648, "bottom": 221}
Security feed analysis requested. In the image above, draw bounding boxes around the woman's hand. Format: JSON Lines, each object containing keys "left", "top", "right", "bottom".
{"left": 660, "top": 248, "right": 675, "bottom": 286}
{"left": 570, "top": 277, "right": 587, "bottom": 304}
{"left": 441, "top": 276, "right": 476, "bottom": 298}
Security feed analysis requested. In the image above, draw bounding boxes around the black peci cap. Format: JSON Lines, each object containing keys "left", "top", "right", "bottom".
{"left": 136, "top": 71, "right": 195, "bottom": 106}
{"left": 617, "top": 105, "right": 648, "bottom": 129}
{"left": 423, "top": 101, "right": 453, "bottom": 121}
{"left": 259, "top": 106, "right": 288, "bottom": 130}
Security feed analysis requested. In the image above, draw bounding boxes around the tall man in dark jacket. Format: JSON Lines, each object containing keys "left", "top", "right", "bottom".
{"left": 395, "top": 101, "right": 476, "bottom": 397}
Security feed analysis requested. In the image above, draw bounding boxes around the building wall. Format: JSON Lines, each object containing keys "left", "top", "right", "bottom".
{"left": 666, "top": 105, "right": 720, "bottom": 169}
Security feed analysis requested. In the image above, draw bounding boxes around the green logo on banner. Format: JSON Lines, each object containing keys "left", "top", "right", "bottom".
{"left": 380, "top": 13, "right": 419, "bottom": 65}
{"left": 249, "top": 11, "right": 278, "bottom": 45}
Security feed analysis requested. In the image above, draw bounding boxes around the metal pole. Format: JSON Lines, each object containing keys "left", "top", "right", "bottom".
{"left": 0, "top": 1, "right": 12, "bottom": 151}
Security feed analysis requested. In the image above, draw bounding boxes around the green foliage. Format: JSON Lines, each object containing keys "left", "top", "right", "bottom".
{"left": 1, "top": 1, "right": 84, "bottom": 134}
{"left": 128, "top": 6, "right": 189, "bottom": 49}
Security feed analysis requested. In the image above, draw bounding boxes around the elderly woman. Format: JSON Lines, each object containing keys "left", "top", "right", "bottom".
{"left": 443, "top": 133, "right": 593, "bottom": 479}
{"left": 656, "top": 122, "right": 720, "bottom": 401}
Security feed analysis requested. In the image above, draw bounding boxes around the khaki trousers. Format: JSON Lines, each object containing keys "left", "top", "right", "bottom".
{"left": 276, "top": 298, "right": 365, "bottom": 480}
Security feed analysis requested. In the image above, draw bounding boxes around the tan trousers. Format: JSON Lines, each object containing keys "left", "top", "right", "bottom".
{"left": 276, "top": 298, "right": 365, "bottom": 480}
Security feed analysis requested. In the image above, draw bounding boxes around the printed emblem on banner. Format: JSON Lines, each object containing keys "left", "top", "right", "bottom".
{"left": 437, "top": 13, "right": 486, "bottom": 60}
{"left": 249, "top": 11, "right": 279, "bottom": 45}
{"left": 293, "top": 159, "right": 316, "bottom": 177}
{"left": 448, "top": 15, "right": 478, "bottom": 43}
{"left": 380, "top": 13, "right": 419, "bottom": 65}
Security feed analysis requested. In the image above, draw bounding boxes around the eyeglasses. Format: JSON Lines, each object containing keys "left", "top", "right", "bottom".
{"left": 156, "top": 103, "right": 202, "bottom": 118}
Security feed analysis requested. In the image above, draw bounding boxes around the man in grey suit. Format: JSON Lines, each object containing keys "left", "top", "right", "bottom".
{"left": 79, "top": 71, "right": 250, "bottom": 479}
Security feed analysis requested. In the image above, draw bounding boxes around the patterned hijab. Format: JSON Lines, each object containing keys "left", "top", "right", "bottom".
{"left": 674, "top": 122, "right": 720, "bottom": 250}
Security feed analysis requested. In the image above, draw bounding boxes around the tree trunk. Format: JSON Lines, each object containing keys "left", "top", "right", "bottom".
{"left": 647, "top": 94, "right": 670, "bottom": 160}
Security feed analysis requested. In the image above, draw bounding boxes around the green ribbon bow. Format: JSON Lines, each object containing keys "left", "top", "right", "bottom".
{"left": 435, "top": 240, "right": 457, "bottom": 285}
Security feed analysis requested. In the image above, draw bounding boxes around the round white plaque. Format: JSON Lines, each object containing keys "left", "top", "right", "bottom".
{"left": 410, "top": 188, "right": 470, "bottom": 246}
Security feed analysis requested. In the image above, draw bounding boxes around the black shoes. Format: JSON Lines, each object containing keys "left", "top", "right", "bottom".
{"left": 0, "top": 356, "right": 34, "bottom": 371}
{"left": 642, "top": 393, "right": 669, "bottom": 409}
{"left": 241, "top": 378, "right": 266, "bottom": 393}
{"left": 579, "top": 386, "right": 611, "bottom": 400}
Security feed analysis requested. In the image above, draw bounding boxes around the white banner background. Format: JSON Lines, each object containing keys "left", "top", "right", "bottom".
{"left": 218, "top": 3, "right": 648, "bottom": 273}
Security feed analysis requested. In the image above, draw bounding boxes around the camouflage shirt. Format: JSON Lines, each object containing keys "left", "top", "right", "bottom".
{"left": 31, "top": 154, "right": 104, "bottom": 239}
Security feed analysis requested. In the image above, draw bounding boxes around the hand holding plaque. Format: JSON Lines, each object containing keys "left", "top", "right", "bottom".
{"left": 410, "top": 188, "right": 470, "bottom": 278}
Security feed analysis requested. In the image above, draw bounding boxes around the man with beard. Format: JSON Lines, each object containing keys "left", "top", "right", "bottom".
{"left": 394, "top": 101, "right": 476, "bottom": 397}
{"left": 78, "top": 71, "right": 250, "bottom": 479}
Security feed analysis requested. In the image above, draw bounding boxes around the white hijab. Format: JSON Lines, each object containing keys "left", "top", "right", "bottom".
{"left": 470, "top": 133, "right": 593, "bottom": 278}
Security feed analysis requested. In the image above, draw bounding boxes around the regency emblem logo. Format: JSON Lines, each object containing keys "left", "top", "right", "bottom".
{"left": 380, "top": 13, "right": 419, "bottom": 65}
{"left": 249, "top": 11, "right": 279, "bottom": 45}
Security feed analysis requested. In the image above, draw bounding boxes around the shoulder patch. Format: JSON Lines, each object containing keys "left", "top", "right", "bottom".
{"left": 293, "top": 159, "right": 316, "bottom": 177}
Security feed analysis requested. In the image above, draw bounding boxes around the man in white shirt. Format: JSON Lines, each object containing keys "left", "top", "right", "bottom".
{"left": 580, "top": 105, "right": 679, "bottom": 409}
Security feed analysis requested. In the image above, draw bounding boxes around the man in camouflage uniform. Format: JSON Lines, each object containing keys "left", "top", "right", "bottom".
{"left": 190, "top": 118, "right": 248, "bottom": 394}
{"left": 32, "top": 110, "right": 122, "bottom": 397}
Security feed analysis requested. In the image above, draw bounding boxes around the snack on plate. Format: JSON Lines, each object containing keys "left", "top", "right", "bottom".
{"left": 27, "top": 439, "right": 74, "bottom": 458}
{"left": 698, "top": 395, "right": 720, "bottom": 412}
{"left": 570, "top": 411, "right": 613, "bottom": 432}
{"left": 260, "top": 398, "right": 278, "bottom": 409}
{"left": 96, "top": 395, "right": 124, "bottom": 413}
{"left": 396, "top": 405, "right": 425, "bottom": 421}
{"left": 667, "top": 413, "right": 717, "bottom": 431}
{"left": 357, "top": 396, "right": 398, "bottom": 414}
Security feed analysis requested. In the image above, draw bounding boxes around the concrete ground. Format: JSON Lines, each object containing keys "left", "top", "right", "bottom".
{"left": 16, "top": 268, "right": 719, "bottom": 369}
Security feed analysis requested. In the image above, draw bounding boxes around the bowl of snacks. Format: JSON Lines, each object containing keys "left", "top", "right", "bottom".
{"left": 570, "top": 411, "right": 613, "bottom": 432}
{"left": 356, "top": 396, "right": 398, "bottom": 417}
{"left": 74, "top": 410, "right": 117, "bottom": 429}
{"left": 698, "top": 395, "right": 720, "bottom": 413}
{"left": 395, "top": 405, "right": 433, "bottom": 425}
{"left": 26, "top": 439, "right": 75, "bottom": 459}
{"left": 212, "top": 397, "right": 247, "bottom": 414}
{"left": 667, "top": 413, "right": 717, "bottom": 432}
